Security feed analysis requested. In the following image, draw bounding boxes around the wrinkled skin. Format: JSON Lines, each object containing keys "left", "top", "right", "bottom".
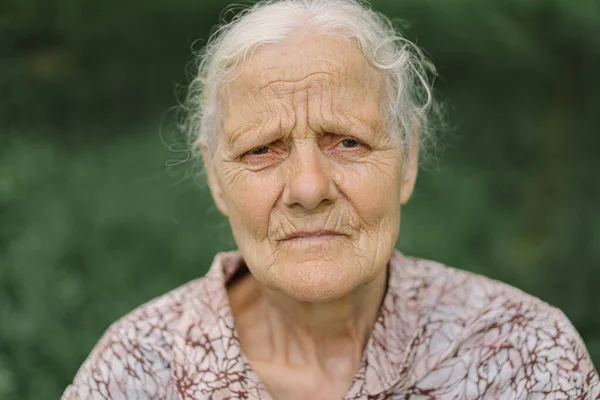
{"left": 202, "top": 32, "right": 419, "bottom": 399}
{"left": 204, "top": 33, "right": 417, "bottom": 302}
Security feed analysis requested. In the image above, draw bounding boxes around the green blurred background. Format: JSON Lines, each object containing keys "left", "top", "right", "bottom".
{"left": 1, "top": 0, "right": 599, "bottom": 398}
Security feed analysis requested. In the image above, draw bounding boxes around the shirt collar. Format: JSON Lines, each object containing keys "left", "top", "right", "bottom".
{"left": 358, "top": 250, "right": 421, "bottom": 395}
{"left": 178, "top": 250, "right": 419, "bottom": 398}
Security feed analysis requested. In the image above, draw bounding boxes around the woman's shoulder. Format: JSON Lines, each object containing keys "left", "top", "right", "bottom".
{"left": 393, "top": 253, "right": 599, "bottom": 397}
{"left": 394, "top": 252, "right": 575, "bottom": 324}
{"left": 61, "top": 265, "right": 227, "bottom": 399}
{"left": 396, "top": 254, "right": 588, "bottom": 350}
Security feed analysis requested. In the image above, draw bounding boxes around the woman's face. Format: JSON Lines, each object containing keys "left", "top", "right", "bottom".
{"left": 205, "top": 33, "right": 418, "bottom": 302}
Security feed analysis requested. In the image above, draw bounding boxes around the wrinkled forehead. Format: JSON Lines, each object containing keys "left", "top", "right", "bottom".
{"left": 219, "top": 34, "right": 387, "bottom": 137}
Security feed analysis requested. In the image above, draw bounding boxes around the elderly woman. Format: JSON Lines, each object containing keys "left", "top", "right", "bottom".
{"left": 63, "top": 0, "right": 599, "bottom": 399}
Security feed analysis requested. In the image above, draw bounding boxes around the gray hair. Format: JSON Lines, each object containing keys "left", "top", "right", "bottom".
{"left": 183, "top": 0, "right": 437, "bottom": 160}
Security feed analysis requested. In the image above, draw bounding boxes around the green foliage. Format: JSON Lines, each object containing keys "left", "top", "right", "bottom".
{"left": 1, "top": 132, "right": 236, "bottom": 398}
{"left": 1, "top": 0, "right": 599, "bottom": 398}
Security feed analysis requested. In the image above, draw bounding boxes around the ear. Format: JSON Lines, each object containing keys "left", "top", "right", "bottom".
{"left": 400, "top": 133, "right": 419, "bottom": 205}
{"left": 200, "top": 140, "right": 229, "bottom": 217}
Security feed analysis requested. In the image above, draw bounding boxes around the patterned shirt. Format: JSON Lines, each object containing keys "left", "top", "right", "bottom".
{"left": 62, "top": 251, "right": 599, "bottom": 399}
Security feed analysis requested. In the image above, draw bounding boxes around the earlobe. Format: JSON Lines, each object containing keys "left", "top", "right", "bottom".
{"left": 400, "top": 135, "right": 419, "bottom": 205}
{"left": 200, "top": 140, "right": 229, "bottom": 217}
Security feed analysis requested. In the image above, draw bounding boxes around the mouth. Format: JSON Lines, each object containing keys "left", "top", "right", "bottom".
{"left": 282, "top": 230, "right": 346, "bottom": 242}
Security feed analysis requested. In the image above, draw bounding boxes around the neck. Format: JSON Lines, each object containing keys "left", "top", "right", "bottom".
{"left": 229, "top": 265, "right": 388, "bottom": 374}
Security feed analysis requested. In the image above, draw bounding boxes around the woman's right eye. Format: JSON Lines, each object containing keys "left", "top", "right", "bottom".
{"left": 249, "top": 146, "right": 269, "bottom": 155}
{"left": 240, "top": 141, "right": 287, "bottom": 168}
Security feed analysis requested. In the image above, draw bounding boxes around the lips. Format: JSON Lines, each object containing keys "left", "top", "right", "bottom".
{"left": 282, "top": 230, "right": 345, "bottom": 241}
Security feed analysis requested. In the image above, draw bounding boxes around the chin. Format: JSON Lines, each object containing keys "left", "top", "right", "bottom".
{"left": 280, "top": 260, "right": 361, "bottom": 303}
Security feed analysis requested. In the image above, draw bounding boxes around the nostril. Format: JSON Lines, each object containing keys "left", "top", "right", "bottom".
{"left": 284, "top": 169, "right": 337, "bottom": 210}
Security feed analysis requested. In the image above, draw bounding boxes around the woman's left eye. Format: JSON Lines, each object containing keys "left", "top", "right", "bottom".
{"left": 340, "top": 139, "right": 360, "bottom": 148}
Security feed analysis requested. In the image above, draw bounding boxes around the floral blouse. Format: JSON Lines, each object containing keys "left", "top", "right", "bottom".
{"left": 62, "top": 251, "right": 599, "bottom": 399}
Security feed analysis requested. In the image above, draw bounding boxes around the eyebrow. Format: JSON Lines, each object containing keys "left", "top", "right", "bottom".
{"left": 320, "top": 114, "right": 379, "bottom": 137}
{"left": 224, "top": 105, "right": 382, "bottom": 146}
{"left": 224, "top": 117, "right": 281, "bottom": 151}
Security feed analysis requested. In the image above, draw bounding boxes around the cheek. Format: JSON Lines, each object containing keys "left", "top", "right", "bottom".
{"left": 337, "top": 160, "right": 403, "bottom": 227}
{"left": 219, "top": 166, "right": 282, "bottom": 239}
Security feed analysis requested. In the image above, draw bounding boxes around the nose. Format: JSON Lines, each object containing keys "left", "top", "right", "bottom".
{"left": 282, "top": 143, "right": 338, "bottom": 210}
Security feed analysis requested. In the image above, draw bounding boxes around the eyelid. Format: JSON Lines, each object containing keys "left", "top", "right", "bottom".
{"left": 338, "top": 136, "right": 370, "bottom": 148}
{"left": 240, "top": 140, "right": 287, "bottom": 161}
{"left": 324, "top": 130, "right": 365, "bottom": 143}
{"left": 240, "top": 142, "right": 272, "bottom": 157}
{"left": 248, "top": 145, "right": 269, "bottom": 155}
